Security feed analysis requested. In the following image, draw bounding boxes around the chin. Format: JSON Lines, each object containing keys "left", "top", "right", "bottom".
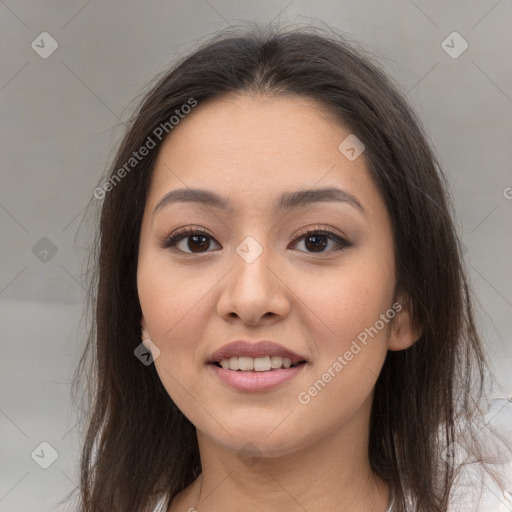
{"left": 203, "top": 422, "right": 309, "bottom": 459}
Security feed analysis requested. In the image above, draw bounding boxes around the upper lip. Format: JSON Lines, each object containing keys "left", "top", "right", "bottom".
{"left": 207, "top": 340, "right": 307, "bottom": 365}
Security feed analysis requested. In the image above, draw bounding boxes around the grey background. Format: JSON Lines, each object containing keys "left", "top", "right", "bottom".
{"left": 1, "top": 1, "right": 511, "bottom": 510}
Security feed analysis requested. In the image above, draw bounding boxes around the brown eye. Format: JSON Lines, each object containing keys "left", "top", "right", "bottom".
{"left": 301, "top": 233, "right": 329, "bottom": 252}
{"left": 180, "top": 234, "right": 211, "bottom": 253}
{"left": 161, "top": 228, "right": 221, "bottom": 254}
{"left": 291, "top": 228, "right": 350, "bottom": 254}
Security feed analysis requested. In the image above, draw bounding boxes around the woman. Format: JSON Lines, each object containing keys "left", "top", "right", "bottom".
{"left": 70, "top": 24, "right": 511, "bottom": 512}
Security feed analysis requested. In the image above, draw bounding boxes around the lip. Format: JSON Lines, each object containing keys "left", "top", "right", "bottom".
{"left": 207, "top": 362, "right": 307, "bottom": 392}
{"left": 206, "top": 340, "right": 308, "bottom": 392}
{"left": 207, "top": 340, "right": 307, "bottom": 365}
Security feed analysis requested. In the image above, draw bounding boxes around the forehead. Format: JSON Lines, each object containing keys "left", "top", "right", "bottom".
{"left": 147, "top": 93, "right": 381, "bottom": 219}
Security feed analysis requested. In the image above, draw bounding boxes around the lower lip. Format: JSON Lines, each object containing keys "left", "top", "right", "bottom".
{"left": 207, "top": 362, "right": 307, "bottom": 392}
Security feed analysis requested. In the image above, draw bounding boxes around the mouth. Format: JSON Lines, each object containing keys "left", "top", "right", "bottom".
{"left": 206, "top": 340, "right": 308, "bottom": 391}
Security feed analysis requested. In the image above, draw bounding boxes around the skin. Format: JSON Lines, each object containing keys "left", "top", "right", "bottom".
{"left": 137, "top": 92, "right": 421, "bottom": 511}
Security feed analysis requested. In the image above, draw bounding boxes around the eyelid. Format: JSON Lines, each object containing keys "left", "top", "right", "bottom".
{"left": 292, "top": 224, "right": 348, "bottom": 243}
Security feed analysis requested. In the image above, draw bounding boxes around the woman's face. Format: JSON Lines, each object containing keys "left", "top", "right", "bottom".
{"left": 137, "top": 93, "right": 415, "bottom": 457}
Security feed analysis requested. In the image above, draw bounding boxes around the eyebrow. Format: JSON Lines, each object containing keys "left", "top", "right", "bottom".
{"left": 153, "top": 186, "right": 366, "bottom": 217}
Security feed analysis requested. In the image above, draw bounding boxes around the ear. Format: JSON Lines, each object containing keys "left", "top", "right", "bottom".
{"left": 140, "top": 316, "right": 150, "bottom": 340}
{"left": 387, "top": 292, "right": 423, "bottom": 351}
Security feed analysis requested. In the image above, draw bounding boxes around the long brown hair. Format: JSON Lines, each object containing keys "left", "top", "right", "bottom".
{"left": 68, "top": 24, "right": 504, "bottom": 512}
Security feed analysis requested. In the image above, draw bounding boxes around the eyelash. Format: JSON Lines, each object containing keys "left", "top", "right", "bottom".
{"left": 159, "top": 225, "right": 351, "bottom": 255}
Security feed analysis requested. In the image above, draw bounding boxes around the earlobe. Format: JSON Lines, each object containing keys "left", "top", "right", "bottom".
{"left": 140, "top": 317, "right": 149, "bottom": 340}
{"left": 387, "top": 295, "right": 423, "bottom": 351}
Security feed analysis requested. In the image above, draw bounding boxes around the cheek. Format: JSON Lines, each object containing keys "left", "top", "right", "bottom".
{"left": 296, "top": 255, "right": 395, "bottom": 349}
{"left": 291, "top": 255, "right": 394, "bottom": 417}
{"left": 138, "top": 266, "right": 209, "bottom": 418}
{"left": 137, "top": 256, "right": 218, "bottom": 346}
{"left": 137, "top": 267, "right": 202, "bottom": 409}
{"left": 293, "top": 275, "right": 391, "bottom": 433}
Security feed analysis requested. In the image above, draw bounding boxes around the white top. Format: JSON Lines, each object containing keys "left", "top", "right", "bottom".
{"left": 151, "top": 462, "right": 512, "bottom": 511}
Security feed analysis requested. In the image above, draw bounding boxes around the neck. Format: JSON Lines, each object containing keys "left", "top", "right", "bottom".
{"left": 187, "top": 396, "right": 391, "bottom": 512}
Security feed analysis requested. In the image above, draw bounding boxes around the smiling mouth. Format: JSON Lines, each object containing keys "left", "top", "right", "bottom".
{"left": 210, "top": 355, "right": 307, "bottom": 372}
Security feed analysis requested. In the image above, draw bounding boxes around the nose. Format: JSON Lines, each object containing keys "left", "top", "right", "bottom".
{"left": 216, "top": 242, "right": 291, "bottom": 326}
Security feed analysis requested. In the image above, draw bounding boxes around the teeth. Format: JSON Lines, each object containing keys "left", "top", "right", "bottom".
{"left": 219, "top": 355, "right": 296, "bottom": 371}
{"left": 238, "top": 357, "right": 254, "bottom": 371}
{"left": 254, "top": 356, "right": 271, "bottom": 371}
{"left": 270, "top": 356, "right": 283, "bottom": 368}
